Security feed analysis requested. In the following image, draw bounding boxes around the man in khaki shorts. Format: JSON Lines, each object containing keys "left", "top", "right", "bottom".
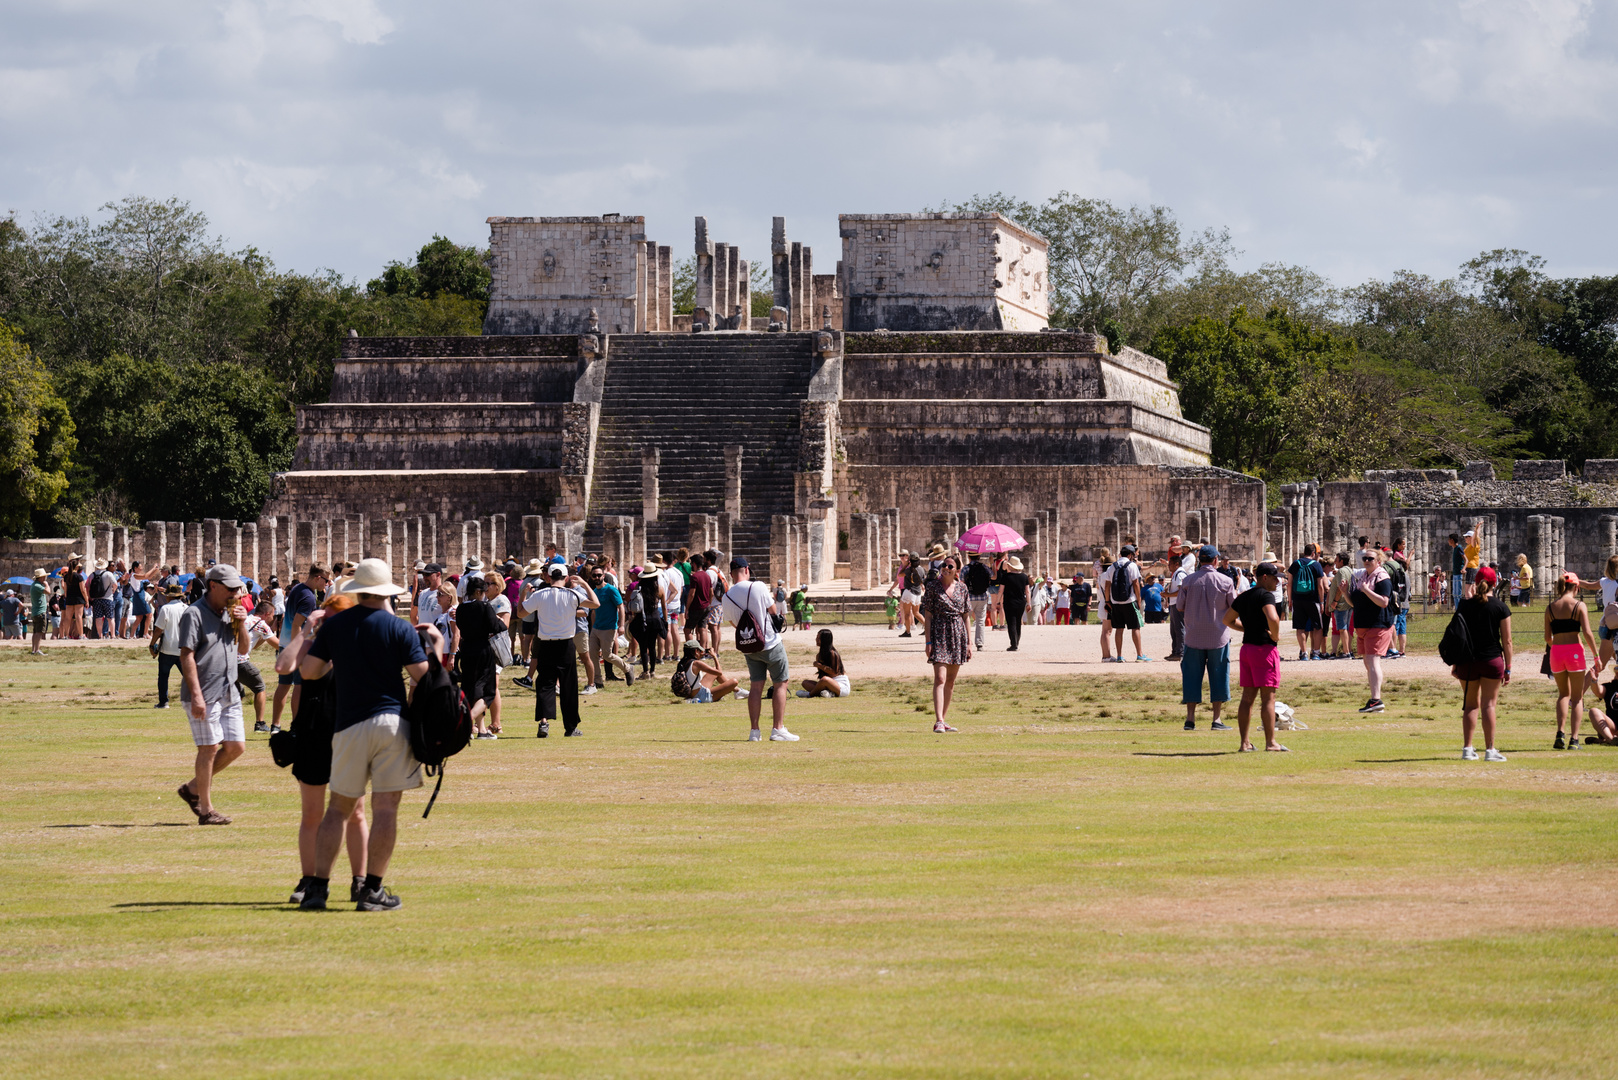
{"left": 175, "top": 564, "right": 251, "bottom": 825}
{"left": 297, "top": 558, "right": 430, "bottom": 912}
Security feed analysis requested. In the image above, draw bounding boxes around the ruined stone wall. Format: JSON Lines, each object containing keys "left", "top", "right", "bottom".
{"left": 484, "top": 215, "right": 649, "bottom": 335}
{"left": 839, "top": 213, "right": 1049, "bottom": 332}
{"left": 293, "top": 404, "right": 567, "bottom": 471}
{"left": 266, "top": 469, "right": 560, "bottom": 527}
{"left": 842, "top": 464, "right": 1267, "bottom": 563}
{"left": 330, "top": 335, "right": 579, "bottom": 403}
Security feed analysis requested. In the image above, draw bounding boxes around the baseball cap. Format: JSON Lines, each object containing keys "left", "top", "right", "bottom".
{"left": 205, "top": 563, "right": 245, "bottom": 589}
{"left": 1120, "top": 544, "right": 1136, "bottom": 556}
{"left": 730, "top": 555, "right": 750, "bottom": 571}
{"left": 1198, "top": 544, "right": 1219, "bottom": 562}
{"left": 547, "top": 564, "right": 566, "bottom": 579}
{"left": 1476, "top": 566, "right": 1498, "bottom": 586}
{"left": 422, "top": 562, "right": 443, "bottom": 574}
{"left": 1463, "top": 530, "right": 1474, "bottom": 538}
{"left": 1254, "top": 562, "right": 1280, "bottom": 579}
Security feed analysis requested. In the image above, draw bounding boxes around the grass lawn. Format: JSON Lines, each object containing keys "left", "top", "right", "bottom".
{"left": 4, "top": 644, "right": 1618, "bottom": 1078}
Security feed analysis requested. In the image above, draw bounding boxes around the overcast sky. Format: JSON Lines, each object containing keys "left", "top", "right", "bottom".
{"left": 3, "top": 0, "right": 1615, "bottom": 289}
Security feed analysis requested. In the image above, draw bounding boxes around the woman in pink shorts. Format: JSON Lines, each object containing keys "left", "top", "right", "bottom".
{"left": 1545, "top": 573, "right": 1598, "bottom": 750}
{"left": 1349, "top": 550, "right": 1396, "bottom": 714}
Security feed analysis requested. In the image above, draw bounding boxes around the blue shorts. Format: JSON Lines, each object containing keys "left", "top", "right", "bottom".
{"left": 1602, "top": 623, "right": 1617, "bottom": 642}
{"left": 1332, "top": 610, "right": 1351, "bottom": 632}
{"left": 1181, "top": 644, "right": 1230, "bottom": 704}
{"left": 1394, "top": 610, "right": 1408, "bottom": 635}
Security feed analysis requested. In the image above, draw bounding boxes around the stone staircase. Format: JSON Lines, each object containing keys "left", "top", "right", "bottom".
{"left": 584, "top": 333, "right": 819, "bottom": 572}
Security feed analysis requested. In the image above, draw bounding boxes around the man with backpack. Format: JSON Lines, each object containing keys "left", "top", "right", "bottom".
{"left": 721, "top": 555, "right": 797, "bottom": 742}
{"left": 898, "top": 554, "right": 924, "bottom": 638}
{"left": 297, "top": 558, "right": 430, "bottom": 912}
{"left": 1176, "top": 545, "right": 1236, "bottom": 731}
{"left": 1103, "top": 544, "right": 1152, "bottom": 663}
{"left": 964, "top": 554, "right": 994, "bottom": 649}
{"left": 1383, "top": 549, "right": 1409, "bottom": 659}
{"left": 1286, "top": 544, "right": 1327, "bottom": 661}
{"left": 520, "top": 563, "right": 600, "bottom": 737}
{"left": 88, "top": 559, "right": 118, "bottom": 639}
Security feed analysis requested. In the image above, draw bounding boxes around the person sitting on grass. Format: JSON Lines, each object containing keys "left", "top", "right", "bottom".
{"left": 671, "top": 642, "right": 740, "bottom": 704}
{"left": 798, "top": 628, "right": 852, "bottom": 698}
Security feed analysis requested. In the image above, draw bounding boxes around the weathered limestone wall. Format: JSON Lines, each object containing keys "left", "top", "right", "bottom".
{"left": 484, "top": 215, "right": 653, "bottom": 335}
{"left": 842, "top": 464, "right": 1267, "bottom": 563}
{"left": 840, "top": 401, "right": 1211, "bottom": 466}
{"left": 330, "top": 335, "right": 579, "bottom": 403}
{"left": 839, "top": 212, "right": 1049, "bottom": 332}
{"left": 293, "top": 404, "right": 567, "bottom": 471}
{"left": 266, "top": 470, "right": 561, "bottom": 531}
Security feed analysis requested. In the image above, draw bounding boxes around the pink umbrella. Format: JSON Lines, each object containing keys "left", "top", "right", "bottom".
{"left": 954, "top": 521, "right": 1028, "bottom": 554}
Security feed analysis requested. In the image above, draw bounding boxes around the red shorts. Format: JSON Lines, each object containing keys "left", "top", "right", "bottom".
{"left": 1453, "top": 657, "right": 1506, "bottom": 681}
{"left": 1239, "top": 644, "right": 1280, "bottom": 688}
{"left": 1550, "top": 642, "right": 1586, "bottom": 673}
{"left": 1356, "top": 627, "right": 1393, "bottom": 657}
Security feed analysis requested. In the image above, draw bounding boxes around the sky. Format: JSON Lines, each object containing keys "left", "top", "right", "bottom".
{"left": 2, "top": 0, "right": 1615, "bottom": 289}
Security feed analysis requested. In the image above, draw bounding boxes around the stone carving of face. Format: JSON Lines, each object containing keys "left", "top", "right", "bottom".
{"left": 542, "top": 251, "right": 556, "bottom": 277}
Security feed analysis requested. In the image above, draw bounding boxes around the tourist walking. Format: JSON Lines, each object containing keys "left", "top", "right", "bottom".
{"left": 1351, "top": 549, "right": 1396, "bottom": 712}
{"left": 633, "top": 565, "right": 665, "bottom": 677}
{"left": 1223, "top": 562, "right": 1287, "bottom": 752}
{"left": 1546, "top": 573, "right": 1598, "bottom": 749}
{"left": 1386, "top": 550, "right": 1410, "bottom": 657}
{"left": 521, "top": 563, "right": 599, "bottom": 737}
{"left": 1515, "top": 553, "right": 1535, "bottom": 606}
{"left": 149, "top": 585, "right": 185, "bottom": 705}
{"left": 922, "top": 556, "right": 970, "bottom": 732}
{"left": 273, "top": 592, "right": 370, "bottom": 908}
{"left": 1104, "top": 544, "right": 1150, "bottom": 662}
{"left": 1452, "top": 566, "right": 1513, "bottom": 761}
{"left": 455, "top": 575, "right": 512, "bottom": 740}
{"left": 1094, "top": 548, "right": 1114, "bottom": 659}
{"left": 964, "top": 553, "right": 994, "bottom": 649}
{"left": 174, "top": 565, "right": 251, "bottom": 826}
{"left": 1326, "top": 553, "right": 1354, "bottom": 659}
{"left": 1176, "top": 545, "right": 1236, "bottom": 731}
{"left": 897, "top": 553, "right": 924, "bottom": 638}
{"left": 29, "top": 568, "right": 49, "bottom": 655}
{"left": 798, "top": 628, "right": 852, "bottom": 698}
{"left": 239, "top": 599, "right": 277, "bottom": 733}
{"left": 1072, "top": 572, "right": 1092, "bottom": 626}
{"left": 720, "top": 555, "right": 796, "bottom": 742}
{"left": 296, "top": 559, "right": 430, "bottom": 911}
{"left": 996, "top": 556, "right": 1031, "bottom": 651}
{"left": 1286, "top": 544, "right": 1326, "bottom": 660}
{"left": 61, "top": 557, "right": 85, "bottom": 639}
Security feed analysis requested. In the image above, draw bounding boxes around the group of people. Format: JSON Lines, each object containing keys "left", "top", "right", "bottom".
{"left": 6, "top": 556, "right": 168, "bottom": 649}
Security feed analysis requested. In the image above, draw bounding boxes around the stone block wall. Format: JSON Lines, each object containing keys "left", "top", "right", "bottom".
{"left": 293, "top": 404, "right": 567, "bottom": 471}
{"left": 839, "top": 213, "right": 1049, "bottom": 332}
{"left": 483, "top": 215, "right": 656, "bottom": 335}
{"left": 842, "top": 464, "right": 1266, "bottom": 564}
{"left": 330, "top": 334, "right": 580, "bottom": 404}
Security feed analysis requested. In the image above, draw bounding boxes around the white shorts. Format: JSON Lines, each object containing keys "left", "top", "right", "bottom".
{"left": 187, "top": 695, "right": 245, "bottom": 746}
{"left": 900, "top": 590, "right": 922, "bottom": 606}
{"left": 328, "top": 712, "right": 423, "bottom": 799}
{"left": 832, "top": 674, "right": 851, "bottom": 697}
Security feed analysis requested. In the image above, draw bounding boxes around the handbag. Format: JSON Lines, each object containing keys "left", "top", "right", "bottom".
{"left": 1540, "top": 646, "right": 1552, "bottom": 677}
{"left": 491, "top": 629, "right": 514, "bottom": 668}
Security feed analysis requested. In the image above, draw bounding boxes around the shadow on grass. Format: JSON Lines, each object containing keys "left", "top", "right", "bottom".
{"left": 114, "top": 901, "right": 288, "bottom": 909}
{"left": 47, "top": 822, "right": 191, "bottom": 829}
{"left": 1133, "top": 751, "right": 1234, "bottom": 757}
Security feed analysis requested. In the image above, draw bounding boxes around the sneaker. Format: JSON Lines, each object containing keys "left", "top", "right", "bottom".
{"left": 819, "top": 689, "right": 834, "bottom": 698}
{"left": 796, "top": 690, "right": 815, "bottom": 698}
{"left": 748, "top": 729, "right": 763, "bottom": 741}
{"left": 735, "top": 691, "right": 747, "bottom": 702}
{"left": 1136, "top": 655, "right": 1154, "bottom": 662}
{"left": 1298, "top": 651, "right": 1308, "bottom": 662}
{"left": 624, "top": 668, "right": 634, "bottom": 687}
{"left": 564, "top": 728, "right": 583, "bottom": 737}
{"left": 1554, "top": 731, "right": 1567, "bottom": 750}
{"left": 154, "top": 702, "right": 169, "bottom": 709}
{"left": 580, "top": 686, "right": 598, "bottom": 696}
{"left": 537, "top": 720, "right": 549, "bottom": 738}
{"left": 482, "top": 731, "right": 498, "bottom": 740}
{"left": 1567, "top": 739, "right": 1582, "bottom": 751}
{"left": 898, "top": 631, "right": 912, "bottom": 638}
{"left": 1484, "top": 748, "right": 1507, "bottom": 762}
{"left": 289, "top": 876, "right": 310, "bottom": 904}
{"left": 253, "top": 720, "right": 269, "bottom": 733}
{"left": 299, "top": 881, "right": 329, "bottom": 911}
{"left": 1358, "top": 699, "right": 1385, "bottom": 713}
{"left": 1210, "top": 720, "right": 1231, "bottom": 731}
{"left": 606, "top": 670, "right": 621, "bottom": 682}
{"left": 269, "top": 725, "right": 281, "bottom": 734}
{"left": 1184, "top": 720, "right": 1196, "bottom": 731}
{"left": 1461, "top": 746, "right": 1479, "bottom": 760}
{"left": 511, "top": 675, "right": 534, "bottom": 689}
{"left": 351, "top": 876, "right": 366, "bottom": 902}
{"left": 355, "top": 885, "right": 402, "bottom": 912}
{"left": 770, "top": 728, "right": 800, "bottom": 741}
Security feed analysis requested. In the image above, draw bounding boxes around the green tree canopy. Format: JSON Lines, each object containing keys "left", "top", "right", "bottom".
{"left": 0, "top": 322, "right": 74, "bottom": 535}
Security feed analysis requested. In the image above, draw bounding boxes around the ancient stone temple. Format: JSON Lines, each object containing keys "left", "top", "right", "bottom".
{"left": 258, "top": 209, "right": 1266, "bottom": 582}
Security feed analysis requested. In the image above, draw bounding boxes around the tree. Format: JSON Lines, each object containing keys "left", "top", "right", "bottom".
{"left": 0, "top": 322, "right": 74, "bottom": 536}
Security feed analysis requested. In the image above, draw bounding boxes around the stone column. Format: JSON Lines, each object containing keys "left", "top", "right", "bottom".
{"left": 789, "top": 242, "right": 804, "bottom": 330}
{"left": 189, "top": 522, "right": 205, "bottom": 569}
{"left": 798, "top": 517, "right": 814, "bottom": 587}
{"left": 523, "top": 516, "right": 544, "bottom": 561}
{"left": 688, "top": 514, "right": 712, "bottom": 557}
{"left": 1104, "top": 517, "right": 1121, "bottom": 553}
{"left": 737, "top": 258, "right": 751, "bottom": 331}
{"left": 930, "top": 512, "right": 951, "bottom": 548}
{"left": 809, "top": 517, "right": 826, "bottom": 585}
{"left": 1035, "top": 510, "right": 1052, "bottom": 576}
{"left": 772, "top": 218, "right": 791, "bottom": 319}
{"left": 657, "top": 245, "right": 673, "bottom": 332}
{"left": 146, "top": 521, "right": 167, "bottom": 570}
{"left": 713, "top": 242, "right": 730, "bottom": 329}
{"left": 225, "top": 521, "right": 240, "bottom": 574}
{"left": 1599, "top": 515, "right": 1618, "bottom": 575}
{"left": 800, "top": 246, "right": 813, "bottom": 331}
{"left": 1022, "top": 517, "right": 1042, "bottom": 577}
{"left": 293, "top": 521, "right": 314, "bottom": 574}
{"left": 884, "top": 508, "right": 901, "bottom": 564}
{"left": 715, "top": 512, "right": 733, "bottom": 561}
{"left": 722, "top": 446, "right": 744, "bottom": 518}
{"left": 641, "top": 240, "right": 657, "bottom": 332}
{"left": 242, "top": 523, "right": 257, "bottom": 584}
{"left": 492, "top": 514, "right": 507, "bottom": 562}
{"left": 1527, "top": 516, "right": 1547, "bottom": 596}
{"left": 771, "top": 514, "right": 791, "bottom": 585}
{"left": 642, "top": 447, "right": 660, "bottom": 523}
{"left": 694, "top": 217, "right": 714, "bottom": 330}
{"left": 849, "top": 513, "right": 875, "bottom": 589}
{"left": 1045, "top": 507, "right": 1060, "bottom": 569}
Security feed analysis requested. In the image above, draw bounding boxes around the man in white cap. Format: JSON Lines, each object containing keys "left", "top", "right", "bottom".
{"left": 174, "top": 564, "right": 251, "bottom": 826}
{"left": 298, "top": 558, "right": 431, "bottom": 911}
{"left": 520, "top": 562, "right": 599, "bottom": 737}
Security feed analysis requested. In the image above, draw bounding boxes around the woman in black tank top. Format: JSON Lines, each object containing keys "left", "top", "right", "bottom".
{"left": 1545, "top": 574, "right": 1597, "bottom": 749}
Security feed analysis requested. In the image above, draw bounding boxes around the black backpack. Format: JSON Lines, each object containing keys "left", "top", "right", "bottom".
{"left": 407, "top": 632, "right": 473, "bottom": 818}
{"left": 1110, "top": 558, "right": 1135, "bottom": 604}
{"left": 671, "top": 659, "right": 696, "bottom": 698}
{"left": 88, "top": 571, "right": 107, "bottom": 600}
{"left": 1438, "top": 607, "right": 1476, "bottom": 667}
{"left": 733, "top": 582, "right": 769, "bottom": 654}
{"left": 904, "top": 565, "right": 924, "bottom": 592}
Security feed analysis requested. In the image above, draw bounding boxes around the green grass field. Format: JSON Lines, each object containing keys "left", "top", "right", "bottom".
{"left": 5, "top": 645, "right": 1618, "bottom": 1078}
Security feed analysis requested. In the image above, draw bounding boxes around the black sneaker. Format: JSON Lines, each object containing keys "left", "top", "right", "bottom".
{"left": 269, "top": 725, "right": 281, "bottom": 734}
{"left": 351, "top": 876, "right": 366, "bottom": 902}
{"left": 898, "top": 631, "right": 912, "bottom": 638}
{"left": 1210, "top": 721, "right": 1231, "bottom": 731}
{"left": 564, "top": 727, "right": 583, "bottom": 737}
{"left": 355, "top": 884, "right": 402, "bottom": 912}
{"left": 1184, "top": 720, "right": 1196, "bottom": 731}
{"left": 253, "top": 720, "right": 269, "bottom": 733}
{"left": 537, "top": 720, "right": 550, "bottom": 738}
{"left": 299, "top": 881, "right": 329, "bottom": 911}
{"left": 511, "top": 675, "right": 534, "bottom": 689}
{"left": 624, "top": 667, "right": 635, "bottom": 687}
{"left": 1554, "top": 731, "right": 1567, "bottom": 750}
{"left": 606, "top": 670, "right": 621, "bottom": 682}
{"left": 1358, "top": 699, "right": 1385, "bottom": 713}
{"left": 289, "top": 876, "right": 310, "bottom": 904}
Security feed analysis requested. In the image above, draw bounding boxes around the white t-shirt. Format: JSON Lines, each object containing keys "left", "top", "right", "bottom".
{"left": 1101, "top": 558, "right": 1140, "bottom": 604}
{"left": 720, "top": 579, "right": 781, "bottom": 651}
{"left": 238, "top": 614, "right": 276, "bottom": 660}
{"left": 416, "top": 588, "right": 443, "bottom": 622}
{"left": 267, "top": 587, "right": 285, "bottom": 615}
{"left": 1601, "top": 577, "right": 1618, "bottom": 607}
{"left": 491, "top": 595, "right": 512, "bottom": 621}
{"left": 154, "top": 601, "right": 186, "bottom": 657}
{"left": 521, "top": 584, "right": 582, "bottom": 639}
{"left": 663, "top": 567, "right": 685, "bottom": 613}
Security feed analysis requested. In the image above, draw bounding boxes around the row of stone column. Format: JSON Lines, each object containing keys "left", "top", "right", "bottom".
{"left": 848, "top": 509, "right": 903, "bottom": 589}
{"left": 1527, "top": 515, "right": 1566, "bottom": 595}
{"left": 637, "top": 240, "right": 674, "bottom": 332}
{"left": 1280, "top": 482, "right": 1322, "bottom": 560}
{"left": 771, "top": 217, "right": 815, "bottom": 331}
{"left": 771, "top": 514, "right": 824, "bottom": 588}
{"left": 693, "top": 217, "right": 750, "bottom": 332}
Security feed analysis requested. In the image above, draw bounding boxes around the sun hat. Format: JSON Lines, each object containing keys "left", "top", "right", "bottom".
{"left": 32, "top": 568, "right": 46, "bottom": 580}
{"left": 339, "top": 558, "right": 407, "bottom": 597}
{"left": 1006, "top": 555, "right": 1024, "bottom": 572}
{"left": 205, "top": 563, "right": 245, "bottom": 589}
{"left": 464, "top": 558, "right": 484, "bottom": 571}
{"left": 926, "top": 543, "right": 947, "bottom": 560}
{"left": 524, "top": 558, "right": 545, "bottom": 575}
{"left": 164, "top": 585, "right": 184, "bottom": 598}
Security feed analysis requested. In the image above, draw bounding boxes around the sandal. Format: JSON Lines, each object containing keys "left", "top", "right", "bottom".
{"left": 933, "top": 722, "right": 958, "bottom": 733}
{"left": 177, "top": 783, "right": 201, "bottom": 816}
{"left": 196, "top": 809, "right": 232, "bottom": 825}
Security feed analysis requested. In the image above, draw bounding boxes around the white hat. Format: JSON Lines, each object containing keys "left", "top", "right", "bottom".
{"left": 32, "top": 568, "right": 47, "bottom": 579}
{"left": 1463, "top": 531, "right": 1474, "bottom": 538}
{"left": 1006, "top": 556, "right": 1024, "bottom": 572}
{"left": 340, "top": 557, "right": 407, "bottom": 597}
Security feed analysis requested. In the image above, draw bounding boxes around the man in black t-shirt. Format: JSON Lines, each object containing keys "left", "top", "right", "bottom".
{"left": 1224, "top": 563, "right": 1287, "bottom": 752}
{"left": 1071, "top": 574, "right": 1092, "bottom": 624}
{"left": 964, "top": 555, "right": 994, "bottom": 649}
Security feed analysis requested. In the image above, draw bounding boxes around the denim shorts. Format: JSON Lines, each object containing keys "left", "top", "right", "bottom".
{"left": 1394, "top": 609, "right": 1408, "bottom": 635}
{"left": 1332, "top": 610, "right": 1351, "bottom": 632}
{"left": 1181, "top": 644, "right": 1230, "bottom": 704}
{"left": 744, "top": 639, "right": 790, "bottom": 687}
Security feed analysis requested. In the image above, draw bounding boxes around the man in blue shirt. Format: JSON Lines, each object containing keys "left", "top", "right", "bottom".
{"left": 588, "top": 567, "right": 634, "bottom": 689}
{"left": 298, "top": 558, "right": 429, "bottom": 912}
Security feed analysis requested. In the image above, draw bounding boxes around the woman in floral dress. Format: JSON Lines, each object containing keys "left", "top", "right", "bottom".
{"left": 922, "top": 556, "right": 971, "bottom": 732}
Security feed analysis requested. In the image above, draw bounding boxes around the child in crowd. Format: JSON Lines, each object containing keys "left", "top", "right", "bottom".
{"left": 885, "top": 591, "right": 899, "bottom": 630}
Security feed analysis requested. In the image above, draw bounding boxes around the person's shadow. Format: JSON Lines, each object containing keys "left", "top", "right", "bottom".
{"left": 114, "top": 900, "right": 289, "bottom": 910}
{"left": 46, "top": 822, "right": 191, "bottom": 829}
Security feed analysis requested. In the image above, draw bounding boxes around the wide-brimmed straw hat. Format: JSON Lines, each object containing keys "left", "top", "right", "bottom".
{"left": 926, "top": 543, "right": 947, "bottom": 560}
{"left": 32, "top": 568, "right": 47, "bottom": 579}
{"left": 524, "top": 558, "right": 545, "bottom": 575}
{"left": 1006, "top": 556, "right": 1024, "bottom": 572}
{"left": 339, "top": 557, "right": 407, "bottom": 597}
